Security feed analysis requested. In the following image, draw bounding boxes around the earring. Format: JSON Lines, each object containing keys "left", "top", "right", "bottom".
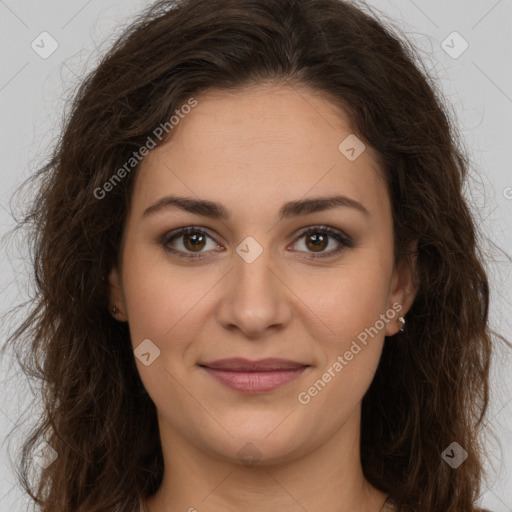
{"left": 111, "top": 306, "right": 117, "bottom": 314}
{"left": 398, "top": 316, "right": 406, "bottom": 332}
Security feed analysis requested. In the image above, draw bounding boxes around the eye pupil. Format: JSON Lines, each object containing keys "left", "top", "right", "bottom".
{"left": 306, "top": 233, "right": 328, "bottom": 252}
{"left": 184, "top": 232, "right": 206, "bottom": 251}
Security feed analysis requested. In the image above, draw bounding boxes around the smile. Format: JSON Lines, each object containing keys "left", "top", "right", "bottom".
{"left": 199, "top": 358, "right": 310, "bottom": 393}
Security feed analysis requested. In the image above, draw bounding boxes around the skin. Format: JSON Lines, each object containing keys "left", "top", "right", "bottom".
{"left": 109, "top": 82, "right": 417, "bottom": 512}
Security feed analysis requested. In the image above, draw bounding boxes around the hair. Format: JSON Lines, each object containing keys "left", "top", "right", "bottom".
{"left": 2, "top": 0, "right": 508, "bottom": 510}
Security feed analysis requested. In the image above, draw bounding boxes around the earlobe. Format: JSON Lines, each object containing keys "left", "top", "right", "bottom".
{"left": 385, "top": 241, "right": 419, "bottom": 336}
{"left": 108, "top": 266, "right": 128, "bottom": 321}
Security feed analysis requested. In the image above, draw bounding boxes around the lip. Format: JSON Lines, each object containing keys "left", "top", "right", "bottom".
{"left": 199, "top": 358, "right": 309, "bottom": 393}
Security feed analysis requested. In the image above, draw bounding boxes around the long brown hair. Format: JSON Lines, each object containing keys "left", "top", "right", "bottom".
{"left": 2, "top": 0, "right": 508, "bottom": 510}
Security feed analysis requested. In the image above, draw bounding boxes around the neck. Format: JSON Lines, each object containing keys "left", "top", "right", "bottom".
{"left": 145, "top": 407, "right": 389, "bottom": 512}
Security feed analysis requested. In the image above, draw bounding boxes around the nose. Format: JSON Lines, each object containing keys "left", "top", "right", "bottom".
{"left": 215, "top": 243, "right": 293, "bottom": 339}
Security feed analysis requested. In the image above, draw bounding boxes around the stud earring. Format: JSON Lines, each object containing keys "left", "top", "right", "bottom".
{"left": 111, "top": 306, "right": 117, "bottom": 314}
{"left": 398, "top": 316, "right": 406, "bottom": 332}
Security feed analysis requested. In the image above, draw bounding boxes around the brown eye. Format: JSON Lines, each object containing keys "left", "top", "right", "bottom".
{"left": 162, "top": 227, "right": 220, "bottom": 258}
{"left": 182, "top": 231, "right": 207, "bottom": 252}
{"left": 291, "top": 226, "right": 354, "bottom": 259}
{"left": 305, "top": 232, "right": 329, "bottom": 252}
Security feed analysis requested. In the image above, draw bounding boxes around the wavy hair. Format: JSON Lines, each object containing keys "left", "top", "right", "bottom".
{"left": 2, "top": 0, "right": 507, "bottom": 510}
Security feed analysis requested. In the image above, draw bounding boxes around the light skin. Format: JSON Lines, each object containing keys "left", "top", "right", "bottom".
{"left": 109, "top": 82, "right": 417, "bottom": 512}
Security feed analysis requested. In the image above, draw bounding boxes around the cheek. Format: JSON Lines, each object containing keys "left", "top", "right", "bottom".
{"left": 120, "top": 249, "right": 200, "bottom": 409}
{"left": 294, "top": 252, "right": 393, "bottom": 409}
{"left": 297, "top": 257, "right": 392, "bottom": 341}
{"left": 120, "top": 243, "right": 218, "bottom": 366}
{"left": 120, "top": 244, "right": 185, "bottom": 349}
{"left": 296, "top": 268, "right": 390, "bottom": 419}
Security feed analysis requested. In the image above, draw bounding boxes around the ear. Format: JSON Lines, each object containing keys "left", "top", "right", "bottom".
{"left": 385, "top": 240, "right": 418, "bottom": 336}
{"left": 108, "top": 265, "right": 128, "bottom": 322}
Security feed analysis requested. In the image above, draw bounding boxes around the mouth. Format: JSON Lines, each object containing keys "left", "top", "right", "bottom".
{"left": 199, "top": 358, "right": 310, "bottom": 393}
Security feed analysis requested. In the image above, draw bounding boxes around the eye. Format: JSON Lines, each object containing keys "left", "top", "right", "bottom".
{"left": 160, "top": 225, "right": 353, "bottom": 259}
{"left": 289, "top": 226, "right": 354, "bottom": 259}
{"left": 161, "top": 226, "right": 221, "bottom": 258}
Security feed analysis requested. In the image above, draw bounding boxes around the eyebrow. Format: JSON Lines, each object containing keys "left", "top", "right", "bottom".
{"left": 142, "top": 194, "right": 369, "bottom": 221}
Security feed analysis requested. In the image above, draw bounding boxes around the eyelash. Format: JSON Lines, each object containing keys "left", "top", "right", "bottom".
{"left": 160, "top": 225, "right": 354, "bottom": 260}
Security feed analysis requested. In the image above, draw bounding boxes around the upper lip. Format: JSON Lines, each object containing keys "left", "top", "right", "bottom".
{"left": 200, "top": 358, "right": 309, "bottom": 372}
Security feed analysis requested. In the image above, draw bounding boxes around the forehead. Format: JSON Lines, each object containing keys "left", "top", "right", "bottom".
{"left": 131, "top": 84, "right": 389, "bottom": 221}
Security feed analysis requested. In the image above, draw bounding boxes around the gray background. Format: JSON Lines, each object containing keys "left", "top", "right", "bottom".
{"left": 0, "top": 0, "right": 511, "bottom": 510}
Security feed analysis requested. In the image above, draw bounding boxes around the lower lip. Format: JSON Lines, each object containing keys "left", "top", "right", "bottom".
{"left": 202, "top": 367, "right": 308, "bottom": 393}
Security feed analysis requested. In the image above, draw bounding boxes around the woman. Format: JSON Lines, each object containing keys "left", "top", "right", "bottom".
{"left": 4, "top": 0, "right": 505, "bottom": 510}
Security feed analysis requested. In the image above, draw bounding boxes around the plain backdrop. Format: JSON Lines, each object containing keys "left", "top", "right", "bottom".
{"left": 0, "top": 0, "right": 511, "bottom": 510}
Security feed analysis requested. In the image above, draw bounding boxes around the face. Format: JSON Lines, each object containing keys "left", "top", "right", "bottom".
{"left": 109, "top": 83, "right": 416, "bottom": 465}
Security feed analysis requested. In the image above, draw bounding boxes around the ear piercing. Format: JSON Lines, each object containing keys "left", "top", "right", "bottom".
{"left": 112, "top": 306, "right": 118, "bottom": 314}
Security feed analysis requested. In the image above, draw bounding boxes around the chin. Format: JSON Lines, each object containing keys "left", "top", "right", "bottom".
{"left": 198, "top": 418, "right": 316, "bottom": 467}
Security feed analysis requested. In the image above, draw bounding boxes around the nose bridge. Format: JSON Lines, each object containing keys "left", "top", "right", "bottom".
{"left": 216, "top": 234, "right": 291, "bottom": 336}
{"left": 233, "top": 234, "right": 277, "bottom": 306}
{"left": 236, "top": 242, "right": 273, "bottom": 292}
